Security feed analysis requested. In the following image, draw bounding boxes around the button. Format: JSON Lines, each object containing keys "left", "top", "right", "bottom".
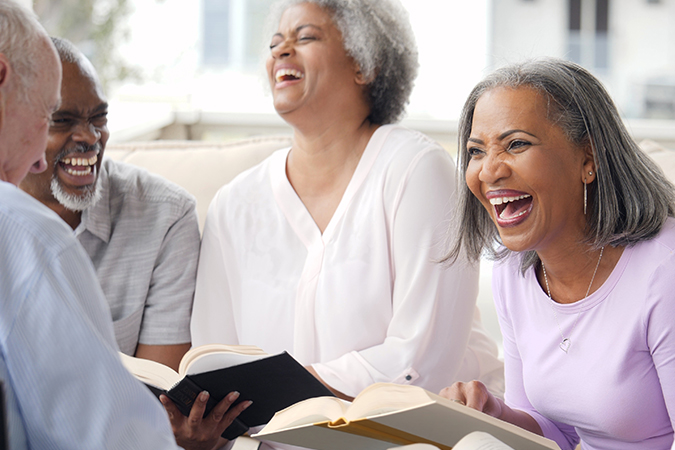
{"left": 405, "top": 375, "right": 412, "bottom": 381}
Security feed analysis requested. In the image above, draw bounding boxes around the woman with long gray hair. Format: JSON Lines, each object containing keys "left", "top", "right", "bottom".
{"left": 441, "top": 57, "right": 675, "bottom": 450}
{"left": 191, "top": 0, "right": 503, "bottom": 422}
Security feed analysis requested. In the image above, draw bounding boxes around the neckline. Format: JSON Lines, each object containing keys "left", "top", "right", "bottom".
{"left": 531, "top": 245, "right": 632, "bottom": 314}
{"left": 270, "top": 124, "right": 396, "bottom": 247}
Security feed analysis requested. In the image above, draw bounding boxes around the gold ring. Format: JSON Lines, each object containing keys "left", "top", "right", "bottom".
{"left": 450, "top": 399, "right": 466, "bottom": 406}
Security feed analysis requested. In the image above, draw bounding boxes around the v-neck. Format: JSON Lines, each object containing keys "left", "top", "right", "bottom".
{"left": 270, "top": 125, "right": 395, "bottom": 248}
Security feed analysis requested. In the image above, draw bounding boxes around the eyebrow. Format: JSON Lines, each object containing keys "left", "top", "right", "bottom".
{"left": 467, "top": 129, "right": 537, "bottom": 144}
{"left": 52, "top": 102, "right": 109, "bottom": 116}
{"left": 272, "top": 23, "right": 323, "bottom": 39}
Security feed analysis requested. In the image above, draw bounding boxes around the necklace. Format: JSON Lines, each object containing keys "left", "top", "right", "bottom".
{"left": 541, "top": 246, "right": 604, "bottom": 353}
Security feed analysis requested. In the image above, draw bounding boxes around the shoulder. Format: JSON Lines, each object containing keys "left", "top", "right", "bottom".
{"left": 492, "top": 254, "right": 527, "bottom": 292}
{"left": 100, "top": 158, "right": 196, "bottom": 209}
{"left": 379, "top": 124, "right": 450, "bottom": 162}
{"left": 0, "top": 183, "right": 102, "bottom": 331}
{"left": 0, "top": 182, "right": 76, "bottom": 260}
{"left": 629, "top": 218, "right": 675, "bottom": 270}
{"left": 211, "top": 148, "right": 284, "bottom": 207}
{"left": 376, "top": 125, "right": 455, "bottom": 186}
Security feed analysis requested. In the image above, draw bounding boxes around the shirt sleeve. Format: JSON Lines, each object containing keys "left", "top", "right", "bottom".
{"left": 138, "top": 197, "right": 200, "bottom": 346}
{"left": 312, "top": 147, "right": 484, "bottom": 396}
{"left": 191, "top": 185, "right": 241, "bottom": 347}
{"left": 9, "top": 242, "right": 179, "bottom": 450}
{"left": 492, "top": 261, "right": 580, "bottom": 450}
{"left": 645, "top": 250, "right": 675, "bottom": 435}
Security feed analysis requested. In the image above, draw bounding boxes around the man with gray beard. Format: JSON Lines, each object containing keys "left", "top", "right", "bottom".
{"left": 20, "top": 37, "right": 200, "bottom": 372}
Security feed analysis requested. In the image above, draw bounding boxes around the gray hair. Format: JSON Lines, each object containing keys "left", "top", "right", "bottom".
{"left": 266, "top": 0, "right": 418, "bottom": 124}
{"left": 51, "top": 36, "right": 81, "bottom": 64}
{"left": 0, "top": 0, "right": 47, "bottom": 102}
{"left": 446, "top": 57, "right": 675, "bottom": 272}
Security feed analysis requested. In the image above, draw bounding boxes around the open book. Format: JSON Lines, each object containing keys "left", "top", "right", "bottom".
{"left": 252, "top": 383, "right": 560, "bottom": 450}
{"left": 387, "top": 431, "right": 520, "bottom": 450}
{"left": 120, "top": 344, "right": 333, "bottom": 440}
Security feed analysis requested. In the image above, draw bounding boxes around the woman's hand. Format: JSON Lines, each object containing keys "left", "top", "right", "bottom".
{"left": 440, "top": 381, "right": 544, "bottom": 436}
{"left": 439, "top": 380, "right": 503, "bottom": 418}
{"left": 160, "top": 391, "right": 252, "bottom": 450}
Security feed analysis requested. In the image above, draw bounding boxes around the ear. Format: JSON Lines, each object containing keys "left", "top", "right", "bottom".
{"left": 580, "top": 138, "right": 596, "bottom": 183}
{"left": 0, "top": 54, "right": 9, "bottom": 133}
{"left": 353, "top": 62, "right": 374, "bottom": 86}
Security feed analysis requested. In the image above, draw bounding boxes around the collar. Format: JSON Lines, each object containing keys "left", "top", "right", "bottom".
{"left": 74, "top": 159, "right": 112, "bottom": 243}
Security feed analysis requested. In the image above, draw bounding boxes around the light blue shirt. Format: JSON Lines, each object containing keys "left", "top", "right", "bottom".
{"left": 0, "top": 181, "right": 179, "bottom": 449}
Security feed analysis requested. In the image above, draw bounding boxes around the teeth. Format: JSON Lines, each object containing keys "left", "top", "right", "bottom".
{"left": 62, "top": 155, "right": 98, "bottom": 167}
{"left": 499, "top": 208, "right": 529, "bottom": 219}
{"left": 275, "top": 68, "right": 304, "bottom": 83}
{"left": 489, "top": 194, "right": 531, "bottom": 205}
{"left": 64, "top": 166, "right": 92, "bottom": 176}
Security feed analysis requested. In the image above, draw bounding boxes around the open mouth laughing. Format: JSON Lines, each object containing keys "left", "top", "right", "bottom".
{"left": 60, "top": 154, "right": 98, "bottom": 177}
{"left": 274, "top": 68, "right": 304, "bottom": 84}
{"left": 488, "top": 192, "right": 533, "bottom": 226}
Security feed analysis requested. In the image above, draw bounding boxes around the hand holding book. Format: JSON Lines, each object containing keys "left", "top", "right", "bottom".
{"left": 439, "top": 381, "right": 544, "bottom": 439}
{"left": 160, "top": 390, "right": 252, "bottom": 450}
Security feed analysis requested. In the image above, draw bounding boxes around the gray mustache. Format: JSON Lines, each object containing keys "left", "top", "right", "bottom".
{"left": 55, "top": 142, "right": 102, "bottom": 162}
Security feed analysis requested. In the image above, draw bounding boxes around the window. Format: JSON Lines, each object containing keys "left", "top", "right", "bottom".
{"left": 202, "top": 0, "right": 275, "bottom": 69}
{"left": 567, "top": 0, "right": 610, "bottom": 70}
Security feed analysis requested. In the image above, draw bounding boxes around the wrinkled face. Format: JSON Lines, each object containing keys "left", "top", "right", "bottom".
{"left": 2, "top": 37, "right": 61, "bottom": 186}
{"left": 465, "top": 86, "right": 591, "bottom": 254}
{"left": 265, "top": 2, "right": 363, "bottom": 118}
{"left": 20, "top": 59, "right": 108, "bottom": 211}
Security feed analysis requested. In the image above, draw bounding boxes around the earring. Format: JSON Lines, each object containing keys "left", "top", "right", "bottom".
{"left": 584, "top": 177, "right": 588, "bottom": 215}
{"left": 589, "top": 171, "right": 593, "bottom": 176}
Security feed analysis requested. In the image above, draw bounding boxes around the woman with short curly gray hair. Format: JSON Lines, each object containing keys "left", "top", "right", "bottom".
{"left": 441, "top": 58, "right": 675, "bottom": 450}
{"left": 266, "top": 0, "right": 418, "bottom": 124}
{"left": 192, "top": 0, "right": 504, "bottom": 412}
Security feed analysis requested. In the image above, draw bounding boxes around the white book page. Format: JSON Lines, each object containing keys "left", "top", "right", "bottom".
{"left": 183, "top": 352, "right": 266, "bottom": 375}
{"left": 454, "top": 431, "right": 516, "bottom": 450}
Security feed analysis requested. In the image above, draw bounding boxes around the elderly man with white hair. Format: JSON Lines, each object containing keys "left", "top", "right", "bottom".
{"left": 0, "top": 1, "right": 247, "bottom": 449}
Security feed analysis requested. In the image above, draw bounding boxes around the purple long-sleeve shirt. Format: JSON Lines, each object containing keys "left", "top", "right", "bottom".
{"left": 493, "top": 218, "right": 675, "bottom": 450}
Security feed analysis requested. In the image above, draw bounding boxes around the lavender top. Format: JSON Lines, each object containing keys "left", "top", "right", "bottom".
{"left": 493, "top": 218, "right": 675, "bottom": 450}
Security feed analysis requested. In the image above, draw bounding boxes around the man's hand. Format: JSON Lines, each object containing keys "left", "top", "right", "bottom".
{"left": 160, "top": 391, "right": 252, "bottom": 450}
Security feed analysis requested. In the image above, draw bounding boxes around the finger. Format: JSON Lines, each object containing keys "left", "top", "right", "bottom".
{"left": 462, "top": 381, "right": 489, "bottom": 411}
{"left": 208, "top": 391, "right": 240, "bottom": 423}
{"left": 439, "top": 382, "right": 467, "bottom": 404}
{"left": 186, "top": 390, "right": 210, "bottom": 428}
{"left": 159, "top": 394, "right": 180, "bottom": 420}
{"left": 216, "top": 400, "right": 253, "bottom": 435}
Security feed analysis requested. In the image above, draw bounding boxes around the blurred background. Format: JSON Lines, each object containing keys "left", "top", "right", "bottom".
{"left": 23, "top": 0, "right": 675, "bottom": 348}
{"left": 24, "top": 0, "right": 675, "bottom": 149}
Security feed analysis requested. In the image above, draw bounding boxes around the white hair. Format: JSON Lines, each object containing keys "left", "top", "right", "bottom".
{"left": 0, "top": 0, "right": 48, "bottom": 102}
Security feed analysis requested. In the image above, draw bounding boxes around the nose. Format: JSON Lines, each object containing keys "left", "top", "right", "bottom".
{"left": 478, "top": 149, "right": 511, "bottom": 185}
{"left": 270, "top": 39, "right": 293, "bottom": 59}
{"left": 72, "top": 121, "right": 100, "bottom": 147}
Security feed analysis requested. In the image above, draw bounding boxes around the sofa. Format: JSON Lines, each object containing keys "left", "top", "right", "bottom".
{"left": 106, "top": 135, "right": 675, "bottom": 355}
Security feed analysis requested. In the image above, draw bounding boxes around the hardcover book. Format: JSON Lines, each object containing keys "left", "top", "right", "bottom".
{"left": 120, "top": 344, "right": 334, "bottom": 440}
{"left": 253, "top": 383, "right": 560, "bottom": 450}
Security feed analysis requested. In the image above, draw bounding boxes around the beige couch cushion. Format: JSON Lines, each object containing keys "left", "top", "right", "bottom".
{"left": 105, "top": 135, "right": 292, "bottom": 230}
{"left": 639, "top": 139, "right": 675, "bottom": 183}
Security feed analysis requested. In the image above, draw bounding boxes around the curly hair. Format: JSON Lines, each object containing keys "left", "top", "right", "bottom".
{"left": 445, "top": 57, "right": 675, "bottom": 272}
{"left": 266, "top": 0, "right": 418, "bottom": 124}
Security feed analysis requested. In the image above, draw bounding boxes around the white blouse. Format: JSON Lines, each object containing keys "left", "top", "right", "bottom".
{"left": 192, "top": 125, "right": 503, "bottom": 398}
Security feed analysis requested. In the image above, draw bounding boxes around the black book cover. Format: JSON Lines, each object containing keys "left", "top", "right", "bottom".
{"left": 157, "top": 352, "right": 334, "bottom": 440}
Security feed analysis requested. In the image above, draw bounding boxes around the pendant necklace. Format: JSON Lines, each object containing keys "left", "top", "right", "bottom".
{"left": 541, "top": 247, "right": 604, "bottom": 353}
